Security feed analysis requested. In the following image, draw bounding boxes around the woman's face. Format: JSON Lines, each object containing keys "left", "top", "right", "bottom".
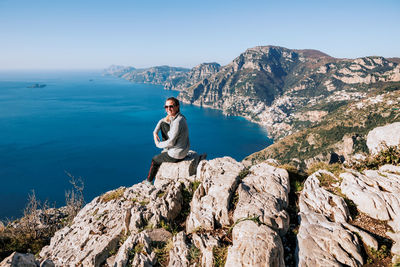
{"left": 165, "top": 99, "right": 179, "bottom": 117}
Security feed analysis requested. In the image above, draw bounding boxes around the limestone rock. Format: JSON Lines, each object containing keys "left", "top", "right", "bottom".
{"left": 168, "top": 232, "right": 190, "bottom": 267}
{"left": 155, "top": 151, "right": 206, "bottom": 188}
{"left": 0, "top": 252, "right": 38, "bottom": 267}
{"left": 39, "top": 181, "right": 182, "bottom": 266}
{"left": 297, "top": 172, "right": 364, "bottom": 266}
{"left": 380, "top": 164, "right": 400, "bottom": 174}
{"left": 386, "top": 232, "right": 400, "bottom": 264}
{"left": 39, "top": 259, "right": 54, "bottom": 267}
{"left": 340, "top": 169, "right": 400, "bottom": 231}
{"left": 192, "top": 233, "right": 219, "bottom": 267}
{"left": 300, "top": 171, "right": 350, "bottom": 223}
{"left": 233, "top": 163, "right": 290, "bottom": 234}
{"left": 186, "top": 157, "right": 244, "bottom": 233}
{"left": 113, "top": 233, "right": 155, "bottom": 267}
{"left": 225, "top": 220, "right": 285, "bottom": 267}
{"left": 366, "top": 122, "right": 400, "bottom": 154}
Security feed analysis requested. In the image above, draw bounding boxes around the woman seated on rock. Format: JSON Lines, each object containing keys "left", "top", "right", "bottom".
{"left": 145, "top": 97, "right": 190, "bottom": 185}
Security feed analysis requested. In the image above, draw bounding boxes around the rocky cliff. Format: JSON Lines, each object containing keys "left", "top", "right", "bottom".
{"left": 103, "top": 63, "right": 220, "bottom": 91}
{"left": 2, "top": 123, "right": 400, "bottom": 266}
{"left": 179, "top": 46, "right": 400, "bottom": 140}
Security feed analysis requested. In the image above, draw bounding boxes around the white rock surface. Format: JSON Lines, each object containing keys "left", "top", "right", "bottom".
{"left": 113, "top": 233, "right": 155, "bottom": 267}
{"left": 366, "top": 122, "right": 400, "bottom": 154}
{"left": 340, "top": 169, "right": 400, "bottom": 231}
{"left": 155, "top": 151, "right": 206, "bottom": 188}
{"left": 233, "top": 163, "right": 290, "bottom": 235}
{"left": 225, "top": 220, "right": 285, "bottom": 267}
{"left": 39, "top": 182, "right": 182, "bottom": 266}
{"left": 186, "top": 157, "right": 244, "bottom": 233}
{"left": 192, "top": 233, "right": 219, "bottom": 267}
{"left": 168, "top": 232, "right": 190, "bottom": 267}
{"left": 300, "top": 171, "right": 350, "bottom": 223}
{"left": 297, "top": 172, "right": 364, "bottom": 266}
{"left": 386, "top": 232, "right": 400, "bottom": 264}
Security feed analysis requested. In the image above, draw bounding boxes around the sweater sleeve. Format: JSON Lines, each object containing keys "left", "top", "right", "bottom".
{"left": 156, "top": 117, "right": 180, "bottom": 149}
{"left": 153, "top": 119, "right": 163, "bottom": 136}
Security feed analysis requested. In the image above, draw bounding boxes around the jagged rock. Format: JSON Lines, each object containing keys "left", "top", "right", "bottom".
{"left": 154, "top": 151, "right": 206, "bottom": 188}
{"left": 366, "top": 122, "right": 400, "bottom": 154}
{"left": 340, "top": 168, "right": 400, "bottom": 231}
{"left": 113, "top": 233, "right": 155, "bottom": 267}
{"left": 168, "top": 232, "right": 190, "bottom": 267}
{"left": 225, "top": 220, "right": 285, "bottom": 267}
{"left": 39, "top": 259, "right": 55, "bottom": 267}
{"left": 342, "top": 222, "right": 378, "bottom": 251}
{"left": 192, "top": 233, "right": 219, "bottom": 267}
{"left": 39, "top": 182, "right": 182, "bottom": 266}
{"left": 385, "top": 232, "right": 400, "bottom": 264}
{"left": 380, "top": 164, "right": 400, "bottom": 174}
{"left": 0, "top": 252, "right": 38, "bottom": 267}
{"left": 297, "top": 171, "right": 364, "bottom": 266}
{"left": 300, "top": 171, "right": 350, "bottom": 223}
{"left": 233, "top": 162, "right": 290, "bottom": 235}
{"left": 186, "top": 157, "right": 244, "bottom": 233}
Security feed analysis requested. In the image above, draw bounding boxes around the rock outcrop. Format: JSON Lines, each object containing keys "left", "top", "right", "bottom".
{"left": 367, "top": 121, "right": 400, "bottom": 154}
{"left": 297, "top": 171, "right": 365, "bottom": 266}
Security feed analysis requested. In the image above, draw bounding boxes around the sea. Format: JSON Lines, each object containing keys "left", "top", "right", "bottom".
{"left": 0, "top": 70, "right": 272, "bottom": 220}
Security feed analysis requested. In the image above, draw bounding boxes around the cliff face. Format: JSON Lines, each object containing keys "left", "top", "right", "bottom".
{"left": 179, "top": 46, "right": 400, "bottom": 140}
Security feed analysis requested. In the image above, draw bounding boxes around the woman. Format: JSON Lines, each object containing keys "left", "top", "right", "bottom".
{"left": 146, "top": 97, "right": 190, "bottom": 184}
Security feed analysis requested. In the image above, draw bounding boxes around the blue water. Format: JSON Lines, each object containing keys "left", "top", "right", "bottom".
{"left": 0, "top": 70, "right": 272, "bottom": 220}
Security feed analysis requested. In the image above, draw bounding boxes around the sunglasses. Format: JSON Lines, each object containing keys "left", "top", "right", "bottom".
{"left": 164, "top": 105, "right": 175, "bottom": 109}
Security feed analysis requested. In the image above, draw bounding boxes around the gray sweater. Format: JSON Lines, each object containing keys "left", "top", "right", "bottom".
{"left": 153, "top": 112, "right": 190, "bottom": 159}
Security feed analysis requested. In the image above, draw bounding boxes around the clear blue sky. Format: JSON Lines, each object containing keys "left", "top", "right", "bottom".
{"left": 1, "top": 0, "right": 399, "bottom": 70}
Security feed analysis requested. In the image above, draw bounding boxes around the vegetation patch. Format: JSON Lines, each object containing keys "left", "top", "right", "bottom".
{"left": 306, "top": 162, "right": 345, "bottom": 177}
{"left": 100, "top": 188, "right": 126, "bottom": 203}
{"left": 187, "top": 244, "right": 201, "bottom": 266}
{"left": 151, "top": 239, "right": 173, "bottom": 267}
{"left": 213, "top": 245, "right": 228, "bottom": 267}
{"left": 350, "top": 144, "right": 400, "bottom": 171}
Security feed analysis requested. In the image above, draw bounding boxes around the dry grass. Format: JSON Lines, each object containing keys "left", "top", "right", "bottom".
{"left": 100, "top": 188, "right": 126, "bottom": 203}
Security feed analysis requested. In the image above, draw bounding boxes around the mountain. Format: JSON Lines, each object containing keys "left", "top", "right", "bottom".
{"left": 104, "top": 63, "right": 221, "bottom": 91}
{"left": 179, "top": 46, "right": 400, "bottom": 139}
{"left": 104, "top": 65, "right": 190, "bottom": 85}
{"left": 165, "top": 62, "right": 221, "bottom": 90}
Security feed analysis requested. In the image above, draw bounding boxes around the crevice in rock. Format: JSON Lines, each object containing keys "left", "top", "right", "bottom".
{"left": 282, "top": 168, "right": 307, "bottom": 267}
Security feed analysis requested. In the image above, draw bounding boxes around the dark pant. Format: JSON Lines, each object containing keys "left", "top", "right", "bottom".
{"left": 147, "top": 121, "right": 183, "bottom": 182}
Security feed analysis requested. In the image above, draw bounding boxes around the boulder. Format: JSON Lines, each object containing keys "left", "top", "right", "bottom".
{"left": 233, "top": 163, "right": 290, "bottom": 235}
{"left": 385, "top": 232, "right": 400, "bottom": 264}
{"left": 168, "top": 232, "right": 190, "bottom": 267}
{"left": 192, "top": 233, "right": 219, "bottom": 267}
{"left": 340, "top": 169, "right": 400, "bottom": 231}
{"left": 154, "top": 151, "right": 206, "bottom": 188}
{"left": 186, "top": 157, "right": 244, "bottom": 233}
{"left": 0, "top": 252, "right": 38, "bottom": 267}
{"left": 299, "top": 171, "right": 350, "bottom": 223}
{"left": 113, "top": 233, "right": 155, "bottom": 267}
{"left": 297, "top": 172, "right": 365, "bottom": 266}
{"left": 366, "top": 122, "right": 400, "bottom": 154}
{"left": 39, "top": 181, "right": 183, "bottom": 266}
{"left": 225, "top": 220, "right": 285, "bottom": 267}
